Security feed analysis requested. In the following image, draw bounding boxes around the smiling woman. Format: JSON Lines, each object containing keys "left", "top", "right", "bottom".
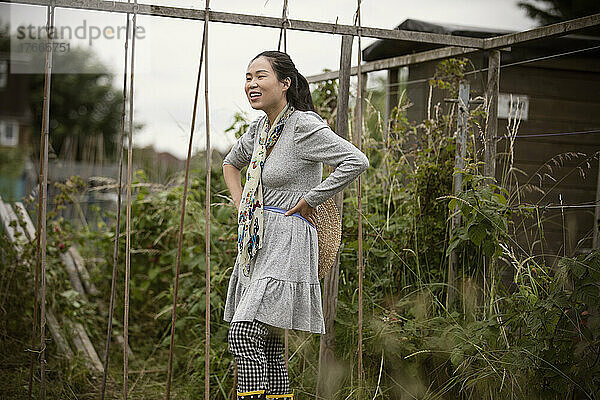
{"left": 245, "top": 57, "right": 291, "bottom": 124}
{"left": 244, "top": 54, "right": 313, "bottom": 128}
{"left": 221, "top": 50, "right": 369, "bottom": 400}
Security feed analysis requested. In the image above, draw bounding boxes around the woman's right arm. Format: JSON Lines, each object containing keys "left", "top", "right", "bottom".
{"left": 222, "top": 118, "right": 260, "bottom": 212}
{"left": 223, "top": 164, "right": 242, "bottom": 212}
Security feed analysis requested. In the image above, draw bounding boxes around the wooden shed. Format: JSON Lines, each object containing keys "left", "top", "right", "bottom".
{"left": 363, "top": 19, "right": 600, "bottom": 263}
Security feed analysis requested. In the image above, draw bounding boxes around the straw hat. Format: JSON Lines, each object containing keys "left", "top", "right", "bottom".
{"left": 315, "top": 197, "right": 342, "bottom": 279}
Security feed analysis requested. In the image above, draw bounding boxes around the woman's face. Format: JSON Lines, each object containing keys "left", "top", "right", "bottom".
{"left": 245, "top": 56, "right": 290, "bottom": 115}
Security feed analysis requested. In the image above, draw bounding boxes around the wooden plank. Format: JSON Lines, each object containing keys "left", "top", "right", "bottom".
{"left": 500, "top": 67, "right": 600, "bottom": 104}
{"left": 512, "top": 228, "right": 586, "bottom": 245}
{"left": 512, "top": 212, "right": 595, "bottom": 253}
{"left": 507, "top": 182, "right": 597, "bottom": 199}
{"left": 497, "top": 133, "right": 600, "bottom": 148}
{"left": 13, "top": 202, "right": 36, "bottom": 241}
{"left": 0, "top": 201, "right": 26, "bottom": 255}
{"left": 307, "top": 46, "right": 480, "bottom": 82}
{"left": 512, "top": 230, "right": 592, "bottom": 247}
{"left": 501, "top": 161, "right": 598, "bottom": 188}
{"left": 0, "top": 198, "right": 19, "bottom": 244}
{"left": 45, "top": 311, "right": 73, "bottom": 358}
{"left": 4, "top": 202, "right": 27, "bottom": 239}
{"left": 513, "top": 208, "right": 595, "bottom": 220}
{"left": 499, "top": 141, "right": 600, "bottom": 165}
{"left": 0, "top": 200, "right": 103, "bottom": 375}
{"left": 65, "top": 247, "right": 131, "bottom": 357}
{"left": 483, "top": 13, "right": 600, "bottom": 50}
{"left": 7, "top": 203, "right": 84, "bottom": 379}
{"left": 74, "top": 322, "right": 104, "bottom": 373}
{"left": 67, "top": 320, "right": 104, "bottom": 373}
{"left": 503, "top": 186, "right": 597, "bottom": 202}
{"left": 523, "top": 58, "right": 600, "bottom": 74}
{"left": 1, "top": 202, "right": 75, "bottom": 365}
{"left": 497, "top": 120, "right": 600, "bottom": 145}
{"left": 512, "top": 235, "right": 591, "bottom": 258}
{"left": 503, "top": 186, "right": 596, "bottom": 205}
{"left": 4, "top": 0, "right": 484, "bottom": 47}
{"left": 500, "top": 171, "right": 598, "bottom": 192}
{"left": 68, "top": 246, "right": 100, "bottom": 297}
{"left": 10, "top": 1, "right": 597, "bottom": 52}
{"left": 60, "top": 252, "right": 88, "bottom": 300}
{"left": 529, "top": 98, "right": 600, "bottom": 124}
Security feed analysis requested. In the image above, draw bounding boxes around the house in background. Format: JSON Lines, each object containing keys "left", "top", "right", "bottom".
{"left": 0, "top": 51, "right": 35, "bottom": 202}
{"left": 362, "top": 19, "right": 600, "bottom": 262}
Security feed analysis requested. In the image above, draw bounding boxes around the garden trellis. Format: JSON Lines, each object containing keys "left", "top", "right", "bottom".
{"left": 4, "top": 0, "right": 599, "bottom": 397}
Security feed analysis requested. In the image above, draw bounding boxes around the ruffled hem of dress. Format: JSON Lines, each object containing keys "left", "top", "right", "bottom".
{"left": 223, "top": 274, "right": 325, "bottom": 335}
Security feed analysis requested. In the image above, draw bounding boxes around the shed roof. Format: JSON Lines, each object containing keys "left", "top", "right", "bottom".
{"left": 362, "top": 19, "right": 600, "bottom": 63}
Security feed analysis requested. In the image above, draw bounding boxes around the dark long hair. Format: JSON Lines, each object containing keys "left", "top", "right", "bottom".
{"left": 251, "top": 51, "right": 314, "bottom": 112}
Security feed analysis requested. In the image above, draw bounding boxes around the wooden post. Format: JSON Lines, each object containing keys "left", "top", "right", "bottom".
{"left": 483, "top": 50, "right": 500, "bottom": 312}
{"left": 446, "top": 80, "right": 470, "bottom": 309}
{"left": 384, "top": 67, "right": 399, "bottom": 144}
{"left": 485, "top": 50, "right": 500, "bottom": 181}
{"left": 277, "top": 0, "right": 288, "bottom": 52}
{"left": 317, "top": 34, "right": 353, "bottom": 399}
{"left": 352, "top": 73, "right": 368, "bottom": 146}
{"left": 382, "top": 68, "right": 398, "bottom": 208}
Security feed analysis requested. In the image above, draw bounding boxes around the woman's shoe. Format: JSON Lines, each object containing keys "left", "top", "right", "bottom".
{"left": 266, "top": 393, "right": 294, "bottom": 399}
{"left": 237, "top": 389, "right": 266, "bottom": 399}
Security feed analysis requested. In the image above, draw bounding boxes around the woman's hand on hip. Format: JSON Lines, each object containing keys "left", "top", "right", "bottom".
{"left": 285, "top": 198, "right": 317, "bottom": 226}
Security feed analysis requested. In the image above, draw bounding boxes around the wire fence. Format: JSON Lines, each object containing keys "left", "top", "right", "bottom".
{"left": 496, "top": 128, "right": 600, "bottom": 139}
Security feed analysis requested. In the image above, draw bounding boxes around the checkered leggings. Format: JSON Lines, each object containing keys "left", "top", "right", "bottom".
{"left": 228, "top": 320, "right": 293, "bottom": 399}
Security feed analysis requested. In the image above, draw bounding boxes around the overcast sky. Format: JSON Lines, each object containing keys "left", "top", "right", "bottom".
{"left": 3, "top": 0, "right": 536, "bottom": 159}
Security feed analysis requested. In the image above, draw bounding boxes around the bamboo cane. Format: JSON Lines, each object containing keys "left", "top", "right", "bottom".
{"left": 164, "top": 1, "right": 209, "bottom": 398}
{"left": 101, "top": 2, "right": 131, "bottom": 398}
{"left": 124, "top": 1, "right": 138, "bottom": 397}
{"left": 355, "top": 0, "right": 364, "bottom": 394}
{"left": 203, "top": 3, "right": 212, "bottom": 399}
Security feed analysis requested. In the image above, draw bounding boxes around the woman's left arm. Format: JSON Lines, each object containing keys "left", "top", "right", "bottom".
{"left": 294, "top": 111, "right": 369, "bottom": 208}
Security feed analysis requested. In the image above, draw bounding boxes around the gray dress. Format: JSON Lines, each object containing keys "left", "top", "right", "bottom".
{"left": 222, "top": 109, "right": 369, "bottom": 334}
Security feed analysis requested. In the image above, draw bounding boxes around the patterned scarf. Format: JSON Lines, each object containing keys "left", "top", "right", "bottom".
{"left": 237, "top": 103, "right": 295, "bottom": 276}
